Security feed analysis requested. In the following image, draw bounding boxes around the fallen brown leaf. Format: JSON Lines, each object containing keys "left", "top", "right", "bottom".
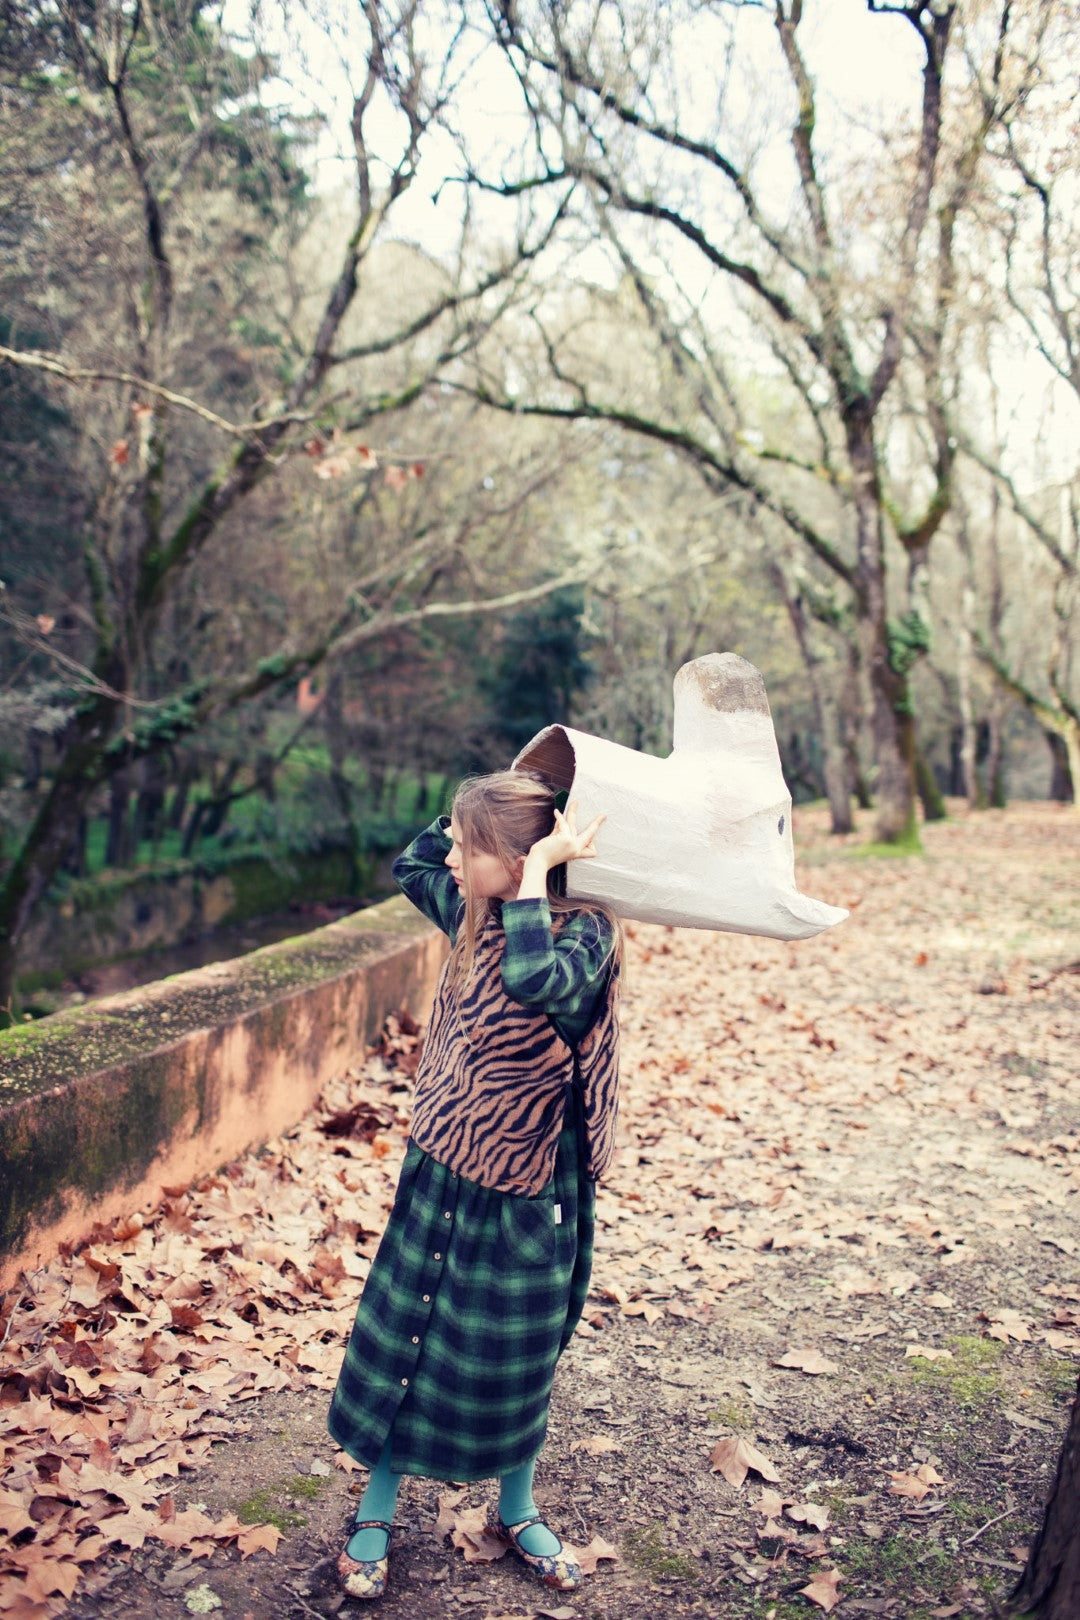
{"left": 236, "top": 1523, "right": 281, "bottom": 1559}
{"left": 570, "top": 1433, "right": 621, "bottom": 1456}
{"left": 574, "top": 1533, "right": 618, "bottom": 1574}
{"left": 787, "top": 1501, "right": 830, "bottom": 1531}
{"left": 755, "top": 1487, "right": 789, "bottom": 1517}
{"left": 772, "top": 1348, "right": 838, "bottom": 1375}
{"left": 448, "top": 1504, "right": 506, "bottom": 1564}
{"left": 709, "top": 1435, "right": 780, "bottom": 1488}
{"left": 800, "top": 1567, "right": 842, "bottom": 1611}
{"left": 985, "top": 1309, "right": 1032, "bottom": 1343}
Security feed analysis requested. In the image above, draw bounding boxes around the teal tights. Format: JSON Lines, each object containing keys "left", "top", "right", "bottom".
{"left": 497, "top": 1457, "right": 561, "bottom": 1556}
{"left": 346, "top": 1442, "right": 560, "bottom": 1560}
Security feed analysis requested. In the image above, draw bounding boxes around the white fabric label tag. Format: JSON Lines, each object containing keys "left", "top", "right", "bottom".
{"left": 553, "top": 1203, "right": 563, "bottom": 1225}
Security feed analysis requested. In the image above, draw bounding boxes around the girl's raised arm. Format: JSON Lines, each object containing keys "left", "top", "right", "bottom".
{"left": 502, "top": 801, "right": 614, "bottom": 1039}
{"left": 500, "top": 901, "right": 614, "bottom": 1042}
{"left": 391, "top": 817, "right": 462, "bottom": 939}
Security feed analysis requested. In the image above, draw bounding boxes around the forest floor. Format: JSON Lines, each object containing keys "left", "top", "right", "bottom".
{"left": 2, "top": 801, "right": 1079, "bottom": 1620}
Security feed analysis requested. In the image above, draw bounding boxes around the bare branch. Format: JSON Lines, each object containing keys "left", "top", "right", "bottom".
{"left": 452, "top": 381, "right": 854, "bottom": 587}
{"left": 865, "top": 2, "right": 955, "bottom": 415}
{"left": 958, "top": 436, "right": 1074, "bottom": 577}
{"left": 329, "top": 192, "right": 572, "bottom": 367}
{"left": 0, "top": 346, "right": 318, "bottom": 438}
{"left": 580, "top": 175, "right": 827, "bottom": 367}
{"left": 975, "top": 632, "right": 1078, "bottom": 733}
{"left": 94, "top": 567, "right": 598, "bottom": 780}
{"left": 491, "top": 11, "right": 805, "bottom": 279}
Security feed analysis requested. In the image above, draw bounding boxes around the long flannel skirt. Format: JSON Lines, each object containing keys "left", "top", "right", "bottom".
{"left": 326, "top": 1105, "right": 595, "bottom": 1481}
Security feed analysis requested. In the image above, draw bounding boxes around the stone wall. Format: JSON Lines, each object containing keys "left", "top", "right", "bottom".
{"left": 0, "top": 895, "right": 445, "bottom": 1291}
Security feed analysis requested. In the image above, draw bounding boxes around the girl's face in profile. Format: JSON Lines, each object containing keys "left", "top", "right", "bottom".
{"left": 446, "top": 818, "right": 521, "bottom": 903}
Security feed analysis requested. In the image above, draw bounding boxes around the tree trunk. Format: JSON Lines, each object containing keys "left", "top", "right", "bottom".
{"left": 915, "top": 744, "right": 946, "bottom": 821}
{"left": 324, "top": 671, "right": 361, "bottom": 887}
{"left": 134, "top": 754, "right": 169, "bottom": 850}
{"left": 839, "top": 601, "right": 873, "bottom": 810}
{"left": 22, "top": 733, "right": 43, "bottom": 791}
{"left": 200, "top": 758, "right": 242, "bottom": 840}
{"left": 0, "top": 699, "right": 118, "bottom": 1019}
{"left": 771, "top": 562, "right": 854, "bottom": 834}
{"left": 868, "top": 660, "right": 917, "bottom": 842}
{"left": 105, "top": 768, "right": 135, "bottom": 867}
{"left": 169, "top": 758, "right": 197, "bottom": 832}
{"left": 819, "top": 701, "right": 854, "bottom": 834}
{"left": 181, "top": 800, "right": 205, "bottom": 858}
{"left": 1046, "top": 732, "right": 1074, "bottom": 803}
{"left": 1010, "top": 1382, "right": 1080, "bottom": 1617}
{"left": 255, "top": 750, "right": 277, "bottom": 804}
{"left": 986, "top": 700, "right": 1006, "bottom": 809}
{"left": 62, "top": 815, "right": 89, "bottom": 878}
{"left": 850, "top": 439, "right": 917, "bottom": 845}
{"left": 957, "top": 586, "right": 985, "bottom": 808}
{"left": 1063, "top": 721, "right": 1080, "bottom": 807}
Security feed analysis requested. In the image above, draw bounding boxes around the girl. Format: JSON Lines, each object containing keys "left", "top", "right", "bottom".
{"left": 327, "top": 769, "right": 622, "bottom": 1602}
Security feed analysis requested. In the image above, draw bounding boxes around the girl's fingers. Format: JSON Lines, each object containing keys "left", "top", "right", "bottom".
{"left": 567, "top": 813, "right": 605, "bottom": 860}
{"left": 547, "top": 803, "right": 606, "bottom": 861}
{"left": 580, "top": 813, "right": 606, "bottom": 844}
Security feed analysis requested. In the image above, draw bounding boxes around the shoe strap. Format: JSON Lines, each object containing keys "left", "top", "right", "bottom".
{"left": 351, "top": 1517, "right": 393, "bottom": 1532}
{"left": 501, "top": 1513, "right": 568, "bottom": 1555}
{"left": 503, "top": 1513, "right": 544, "bottom": 1533}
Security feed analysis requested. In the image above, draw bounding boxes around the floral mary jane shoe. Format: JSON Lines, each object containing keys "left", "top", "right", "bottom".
{"left": 492, "top": 1512, "right": 583, "bottom": 1591}
{"left": 337, "top": 1518, "right": 393, "bottom": 1601}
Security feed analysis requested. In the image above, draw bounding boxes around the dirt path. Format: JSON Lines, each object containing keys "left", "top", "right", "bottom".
{"left": 4, "top": 803, "right": 1079, "bottom": 1620}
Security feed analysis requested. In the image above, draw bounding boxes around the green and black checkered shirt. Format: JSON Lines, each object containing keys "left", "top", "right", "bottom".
{"left": 392, "top": 816, "right": 614, "bottom": 1044}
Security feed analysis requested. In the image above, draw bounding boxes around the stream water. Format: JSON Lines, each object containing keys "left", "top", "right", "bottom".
{"left": 46, "top": 897, "right": 383, "bottom": 1014}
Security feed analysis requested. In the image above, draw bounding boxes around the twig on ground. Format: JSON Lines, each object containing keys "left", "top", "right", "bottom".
{"left": 0, "top": 1267, "right": 46, "bottom": 1350}
{"left": 961, "top": 1507, "right": 1014, "bottom": 1546}
{"left": 286, "top": 1582, "right": 330, "bottom": 1619}
{"left": 0, "top": 1286, "right": 28, "bottom": 1351}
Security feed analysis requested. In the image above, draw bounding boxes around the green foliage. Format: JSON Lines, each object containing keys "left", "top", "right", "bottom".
{"left": 887, "top": 612, "right": 931, "bottom": 716}
{"left": 478, "top": 586, "right": 593, "bottom": 760}
{"left": 103, "top": 688, "right": 209, "bottom": 761}
{"left": 890, "top": 613, "right": 929, "bottom": 664}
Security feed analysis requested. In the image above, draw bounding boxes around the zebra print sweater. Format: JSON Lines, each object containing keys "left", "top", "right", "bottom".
{"left": 409, "top": 906, "right": 621, "bottom": 1197}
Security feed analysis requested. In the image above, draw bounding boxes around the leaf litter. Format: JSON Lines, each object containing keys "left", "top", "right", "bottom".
{"left": 1, "top": 801, "right": 1078, "bottom": 1617}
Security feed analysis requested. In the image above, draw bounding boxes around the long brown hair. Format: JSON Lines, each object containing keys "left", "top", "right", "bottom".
{"left": 446, "top": 769, "right": 622, "bottom": 996}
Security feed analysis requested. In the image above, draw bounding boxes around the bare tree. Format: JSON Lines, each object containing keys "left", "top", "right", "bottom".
{"left": 0, "top": 0, "right": 581, "bottom": 1017}
{"left": 956, "top": 0, "right": 1080, "bottom": 802}
{"left": 453, "top": 0, "right": 1030, "bottom": 842}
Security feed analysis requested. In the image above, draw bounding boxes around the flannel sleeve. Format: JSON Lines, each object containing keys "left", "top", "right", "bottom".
{"left": 391, "top": 816, "right": 462, "bottom": 939}
{"left": 500, "top": 897, "right": 613, "bottom": 1044}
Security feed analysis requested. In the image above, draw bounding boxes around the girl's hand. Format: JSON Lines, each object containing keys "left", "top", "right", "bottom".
{"left": 516, "top": 800, "right": 606, "bottom": 899}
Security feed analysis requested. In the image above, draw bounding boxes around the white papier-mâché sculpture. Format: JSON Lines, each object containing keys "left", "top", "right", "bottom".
{"left": 512, "top": 652, "right": 847, "bottom": 941}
